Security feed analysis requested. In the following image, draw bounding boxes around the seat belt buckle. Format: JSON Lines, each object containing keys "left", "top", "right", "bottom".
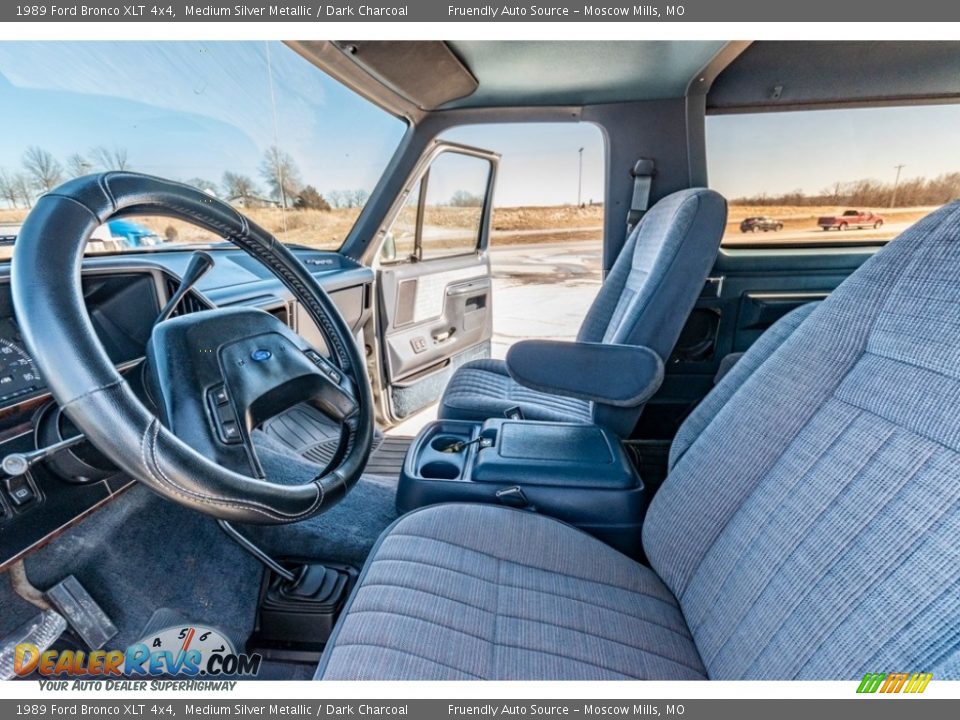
{"left": 504, "top": 405, "right": 524, "bottom": 420}
{"left": 496, "top": 486, "right": 532, "bottom": 509}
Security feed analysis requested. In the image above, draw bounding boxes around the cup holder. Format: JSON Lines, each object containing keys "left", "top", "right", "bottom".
{"left": 420, "top": 461, "right": 461, "bottom": 480}
{"left": 430, "top": 436, "right": 463, "bottom": 453}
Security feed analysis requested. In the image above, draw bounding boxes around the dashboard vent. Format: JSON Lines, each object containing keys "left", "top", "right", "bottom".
{"left": 247, "top": 297, "right": 293, "bottom": 329}
{"left": 164, "top": 278, "right": 211, "bottom": 317}
{"left": 266, "top": 301, "right": 292, "bottom": 328}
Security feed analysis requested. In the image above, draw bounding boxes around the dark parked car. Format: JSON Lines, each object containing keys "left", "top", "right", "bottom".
{"left": 740, "top": 216, "right": 784, "bottom": 232}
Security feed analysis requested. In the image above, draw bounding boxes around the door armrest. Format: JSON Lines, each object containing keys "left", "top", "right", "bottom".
{"left": 505, "top": 340, "right": 664, "bottom": 407}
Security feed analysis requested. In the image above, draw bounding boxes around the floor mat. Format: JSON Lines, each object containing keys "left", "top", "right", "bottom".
{"left": 12, "top": 473, "right": 398, "bottom": 657}
{"left": 4, "top": 414, "right": 402, "bottom": 666}
{"left": 364, "top": 436, "right": 413, "bottom": 477}
{"left": 21, "top": 485, "right": 263, "bottom": 651}
{"left": 259, "top": 404, "right": 345, "bottom": 469}
{"left": 259, "top": 403, "right": 386, "bottom": 470}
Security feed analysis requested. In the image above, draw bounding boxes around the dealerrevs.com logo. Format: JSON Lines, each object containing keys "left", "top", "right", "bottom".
{"left": 14, "top": 625, "right": 261, "bottom": 678}
{"left": 856, "top": 672, "right": 933, "bottom": 694}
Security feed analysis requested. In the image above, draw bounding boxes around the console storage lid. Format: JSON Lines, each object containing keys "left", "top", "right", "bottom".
{"left": 472, "top": 420, "right": 635, "bottom": 489}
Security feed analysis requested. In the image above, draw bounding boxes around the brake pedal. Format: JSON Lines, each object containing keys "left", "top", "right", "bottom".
{"left": 0, "top": 609, "right": 67, "bottom": 680}
{"left": 45, "top": 575, "right": 117, "bottom": 650}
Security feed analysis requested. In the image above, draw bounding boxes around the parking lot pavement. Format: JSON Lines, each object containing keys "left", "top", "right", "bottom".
{"left": 488, "top": 239, "right": 602, "bottom": 356}
{"left": 388, "top": 238, "right": 602, "bottom": 436}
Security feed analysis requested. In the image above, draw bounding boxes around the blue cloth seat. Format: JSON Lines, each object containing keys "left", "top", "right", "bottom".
{"left": 318, "top": 201, "right": 960, "bottom": 680}
{"left": 439, "top": 188, "right": 728, "bottom": 436}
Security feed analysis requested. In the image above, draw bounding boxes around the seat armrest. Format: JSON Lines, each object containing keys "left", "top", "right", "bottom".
{"left": 505, "top": 340, "right": 664, "bottom": 407}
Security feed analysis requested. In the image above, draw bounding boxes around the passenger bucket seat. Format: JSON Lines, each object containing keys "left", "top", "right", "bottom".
{"left": 438, "top": 188, "right": 728, "bottom": 437}
{"left": 317, "top": 201, "right": 960, "bottom": 680}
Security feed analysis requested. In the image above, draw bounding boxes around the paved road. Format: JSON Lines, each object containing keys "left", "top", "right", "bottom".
{"left": 488, "top": 239, "right": 602, "bottom": 356}
{"left": 723, "top": 221, "right": 910, "bottom": 246}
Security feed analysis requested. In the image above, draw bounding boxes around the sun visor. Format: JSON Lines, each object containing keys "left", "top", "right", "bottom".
{"left": 708, "top": 41, "right": 960, "bottom": 112}
{"left": 332, "top": 41, "right": 479, "bottom": 111}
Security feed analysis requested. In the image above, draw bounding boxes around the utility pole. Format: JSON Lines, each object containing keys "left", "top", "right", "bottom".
{"left": 890, "top": 164, "right": 905, "bottom": 208}
{"left": 577, "top": 147, "right": 584, "bottom": 207}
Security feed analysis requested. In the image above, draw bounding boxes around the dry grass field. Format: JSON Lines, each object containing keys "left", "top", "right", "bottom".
{"left": 0, "top": 202, "right": 939, "bottom": 256}
{"left": 723, "top": 204, "right": 935, "bottom": 235}
{"left": 0, "top": 204, "right": 607, "bottom": 252}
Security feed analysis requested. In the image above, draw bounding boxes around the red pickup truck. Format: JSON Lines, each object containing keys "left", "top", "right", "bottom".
{"left": 818, "top": 209, "right": 885, "bottom": 231}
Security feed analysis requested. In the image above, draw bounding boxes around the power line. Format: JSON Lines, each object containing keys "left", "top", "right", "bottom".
{"left": 890, "top": 164, "right": 906, "bottom": 208}
{"left": 577, "top": 147, "right": 584, "bottom": 207}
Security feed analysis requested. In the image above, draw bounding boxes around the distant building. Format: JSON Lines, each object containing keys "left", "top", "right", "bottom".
{"left": 228, "top": 195, "right": 281, "bottom": 209}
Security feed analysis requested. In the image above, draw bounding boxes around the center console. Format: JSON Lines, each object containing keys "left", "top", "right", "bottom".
{"left": 397, "top": 418, "right": 646, "bottom": 557}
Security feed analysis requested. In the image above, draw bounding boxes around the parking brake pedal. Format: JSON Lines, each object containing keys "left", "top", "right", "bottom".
{"left": 45, "top": 575, "right": 117, "bottom": 650}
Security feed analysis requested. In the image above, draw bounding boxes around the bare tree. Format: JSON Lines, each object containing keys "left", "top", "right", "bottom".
{"left": 222, "top": 171, "right": 259, "bottom": 202}
{"left": 327, "top": 189, "right": 345, "bottom": 209}
{"left": 335, "top": 188, "right": 371, "bottom": 209}
{"left": 259, "top": 146, "right": 302, "bottom": 209}
{"left": 735, "top": 171, "right": 960, "bottom": 208}
{"left": 449, "top": 189, "right": 483, "bottom": 207}
{"left": 0, "top": 169, "right": 20, "bottom": 208}
{"left": 13, "top": 173, "right": 34, "bottom": 208}
{"left": 22, "top": 146, "right": 63, "bottom": 193}
{"left": 90, "top": 145, "right": 131, "bottom": 171}
{"left": 66, "top": 153, "right": 93, "bottom": 178}
{"left": 350, "top": 188, "right": 370, "bottom": 208}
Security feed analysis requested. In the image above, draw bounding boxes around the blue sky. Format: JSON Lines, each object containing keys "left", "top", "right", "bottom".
{"left": 707, "top": 104, "right": 960, "bottom": 199}
{"left": 0, "top": 41, "right": 604, "bottom": 208}
{"left": 0, "top": 41, "right": 406, "bottom": 199}
{"left": 443, "top": 123, "right": 605, "bottom": 207}
{"left": 1, "top": 42, "right": 956, "bottom": 208}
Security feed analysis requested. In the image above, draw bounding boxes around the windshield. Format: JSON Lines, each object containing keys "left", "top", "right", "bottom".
{"left": 0, "top": 41, "right": 406, "bottom": 258}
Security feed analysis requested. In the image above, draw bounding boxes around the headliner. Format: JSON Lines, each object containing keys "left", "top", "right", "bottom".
{"left": 442, "top": 41, "right": 727, "bottom": 109}
{"left": 289, "top": 41, "right": 960, "bottom": 119}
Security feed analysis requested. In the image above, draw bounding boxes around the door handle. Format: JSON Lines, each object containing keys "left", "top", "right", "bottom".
{"left": 447, "top": 279, "right": 491, "bottom": 297}
{"left": 432, "top": 329, "right": 454, "bottom": 343}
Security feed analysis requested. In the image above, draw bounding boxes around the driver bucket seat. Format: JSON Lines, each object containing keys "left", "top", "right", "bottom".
{"left": 317, "top": 201, "right": 960, "bottom": 680}
{"left": 438, "top": 188, "right": 728, "bottom": 436}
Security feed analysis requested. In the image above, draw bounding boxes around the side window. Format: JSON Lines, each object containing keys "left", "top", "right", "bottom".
{"left": 382, "top": 179, "right": 421, "bottom": 262}
{"left": 381, "top": 150, "right": 492, "bottom": 263}
{"left": 420, "top": 152, "right": 490, "bottom": 259}
{"left": 707, "top": 104, "right": 960, "bottom": 248}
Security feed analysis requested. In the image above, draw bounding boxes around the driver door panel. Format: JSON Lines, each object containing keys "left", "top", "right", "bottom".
{"left": 380, "top": 256, "right": 492, "bottom": 414}
{"left": 376, "top": 144, "right": 498, "bottom": 423}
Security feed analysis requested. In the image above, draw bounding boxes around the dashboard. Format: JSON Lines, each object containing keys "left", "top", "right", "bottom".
{"left": 0, "top": 246, "right": 374, "bottom": 569}
{"left": 0, "top": 317, "right": 42, "bottom": 405}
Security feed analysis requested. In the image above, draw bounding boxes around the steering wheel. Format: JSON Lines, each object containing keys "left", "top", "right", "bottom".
{"left": 10, "top": 173, "right": 375, "bottom": 524}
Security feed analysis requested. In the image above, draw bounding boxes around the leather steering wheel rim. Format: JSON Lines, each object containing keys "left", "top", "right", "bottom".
{"left": 10, "top": 172, "right": 375, "bottom": 524}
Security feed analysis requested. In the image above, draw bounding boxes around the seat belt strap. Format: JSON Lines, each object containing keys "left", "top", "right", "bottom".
{"left": 626, "top": 158, "right": 656, "bottom": 234}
